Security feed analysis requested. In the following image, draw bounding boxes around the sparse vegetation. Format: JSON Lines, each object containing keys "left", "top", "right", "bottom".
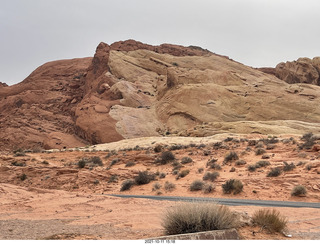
{"left": 125, "top": 161, "right": 136, "bottom": 167}
{"left": 222, "top": 179, "right": 243, "bottom": 195}
{"left": 283, "top": 162, "right": 296, "bottom": 172}
{"left": 164, "top": 181, "right": 176, "bottom": 192}
{"left": 252, "top": 209, "right": 287, "bottom": 233}
{"left": 176, "top": 169, "right": 190, "bottom": 179}
{"left": 154, "top": 144, "right": 163, "bottom": 153}
{"left": 203, "top": 183, "right": 215, "bottom": 194}
{"left": 202, "top": 171, "right": 219, "bottom": 182}
{"left": 206, "top": 158, "right": 221, "bottom": 170}
{"left": 190, "top": 180, "right": 205, "bottom": 191}
{"left": 255, "top": 160, "right": 270, "bottom": 168}
{"left": 247, "top": 164, "right": 256, "bottom": 172}
{"left": 223, "top": 151, "right": 239, "bottom": 163}
{"left": 291, "top": 185, "right": 307, "bottom": 196}
{"left": 162, "top": 202, "right": 238, "bottom": 235}
{"left": 152, "top": 182, "right": 162, "bottom": 191}
{"left": 158, "top": 151, "right": 175, "bottom": 164}
{"left": 267, "top": 168, "right": 281, "bottom": 177}
{"left": 255, "top": 148, "right": 266, "bottom": 155}
{"left": 235, "top": 160, "right": 247, "bottom": 166}
{"left": 120, "top": 179, "right": 135, "bottom": 191}
{"left": 181, "top": 157, "right": 193, "bottom": 164}
{"left": 77, "top": 159, "right": 87, "bottom": 168}
{"left": 19, "top": 173, "right": 27, "bottom": 181}
{"left": 299, "top": 132, "right": 316, "bottom": 150}
{"left": 135, "top": 171, "right": 155, "bottom": 185}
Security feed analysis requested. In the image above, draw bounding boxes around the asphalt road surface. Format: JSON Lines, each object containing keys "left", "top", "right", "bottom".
{"left": 108, "top": 194, "right": 320, "bottom": 209}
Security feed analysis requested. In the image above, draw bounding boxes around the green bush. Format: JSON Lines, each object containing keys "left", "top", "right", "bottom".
{"left": 222, "top": 179, "right": 243, "bottom": 194}
{"left": 190, "top": 180, "right": 205, "bottom": 191}
{"left": 162, "top": 202, "right": 238, "bottom": 235}
{"left": 252, "top": 209, "right": 287, "bottom": 233}
{"left": 291, "top": 185, "right": 307, "bottom": 196}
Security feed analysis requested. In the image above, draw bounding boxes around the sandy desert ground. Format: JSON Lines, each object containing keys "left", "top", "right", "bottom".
{"left": 1, "top": 134, "right": 320, "bottom": 240}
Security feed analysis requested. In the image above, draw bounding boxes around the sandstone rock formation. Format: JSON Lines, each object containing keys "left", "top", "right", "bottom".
{"left": 1, "top": 40, "right": 320, "bottom": 150}
{"left": 259, "top": 57, "right": 320, "bottom": 86}
{"left": 0, "top": 82, "right": 8, "bottom": 87}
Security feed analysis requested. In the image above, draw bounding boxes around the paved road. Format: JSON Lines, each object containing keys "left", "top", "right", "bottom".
{"left": 108, "top": 194, "right": 320, "bottom": 209}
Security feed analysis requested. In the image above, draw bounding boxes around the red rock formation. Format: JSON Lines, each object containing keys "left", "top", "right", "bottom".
{"left": 0, "top": 82, "right": 8, "bottom": 87}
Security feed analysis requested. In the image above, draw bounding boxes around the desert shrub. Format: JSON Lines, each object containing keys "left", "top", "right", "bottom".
{"left": 255, "top": 148, "right": 266, "bottom": 155}
{"left": 164, "top": 181, "right": 176, "bottom": 192}
{"left": 198, "top": 167, "right": 204, "bottom": 173}
{"left": 108, "top": 175, "right": 118, "bottom": 183}
{"left": 120, "top": 179, "right": 135, "bottom": 191}
{"left": 11, "top": 161, "right": 26, "bottom": 167}
{"left": 154, "top": 144, "right": 163, "bottom": 153}
{"left": 291, "top": 185, "right": 307, "bottom": 196}
{"left": 266, "top": 144, "right": 276, "bottom": 150}
{"left": 41, "top": 160, "right": 49, "bottom": 165}
{"left": 230, "top": 167, "right": 236, "bottom": 172}
{"left": 19, "top": 173, "right": 27, "bottom": 181}
{"left": 267, "top": 168, "right": 281, "bottom": 177}
{"left": 78, "top": 159, "right": 87, "bottom": 168}
{"left": 252, "top": 209, "right": 287, "bottom": 233}
{"left": 190, "top": 180, "right": 205, "bottom": 191}
{"left": 203, "top": 183, "right": 215, "bottom": 194}
{"left": 176, "top": 169, "right": 190, "bottom": 179}
{"left": 159, "top": 172, "right": 166, "bottom": 179}
{"left": 162, "top": 202, "right": 238, "bottom": 235}
{"left": 224, "top": 151, "right": 239, "bottom": 163}
{"left": 235, "top": 160, "right": 247, "bottom": 166}
{"left": 152, "top": 182, "right": 162, "bottom": 191}
{"left": 109, "top": 158, "right": 119, "bottom": 167}
{"left": 255, "top": 141, "right": 265, "bottom": 148}
{"left": 299, "top": 132, "right": 316, "bottom": 149}
{"left": 125, "top": 161, "right": 135, "bottom": 167}
{"left": 261, "top": 154, "right": 270, "bottom": 159}
{"left": 159, "top": 151, "right": 175, "bottom": 164}
{"left": 283, "top": 162, "right": 296, "bottom": 172}
{"left": 248, "top": 140, "right": 257, "bottom": 146}
{"left": 255, "top": 160, "right": 270, "bottom": 168}
{"left": 202, "top": 171, "right": 219, "bottom": 182}
{"left": 169, "top": 144, "right": 184, "bottom": 151}
{"left": 181, "top": 157, "right": 193, "bottom": 164}
{"left": 91, "top": 156, "right": 103, "bottom": 166}
{"left": 206, "top": 158, "right": 221, "bottom": 170}
{"left": 222, "top": 179, "right": 243, "bottom": 194}
{"left": 247, "top": 165, "right": 256, "bottom": 172}
{"left": 135, "top": 171, "right": 155, "bottom": 185}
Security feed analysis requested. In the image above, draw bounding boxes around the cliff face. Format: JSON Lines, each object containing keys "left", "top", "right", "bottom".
{"left": 1, "top": 40, "right": 320, "bottom": 150}
{"left": 259, "top": 57, "right": 320, "bottom": 86}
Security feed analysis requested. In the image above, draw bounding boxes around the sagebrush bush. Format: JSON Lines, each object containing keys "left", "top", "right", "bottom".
{"left": 78, "top": 159, "right": 87, "bottom": 168}
{"left": 152, "top": 182, "right": 162, "bottom": 191}
{"left": 202, "top": 171, "right": 219, "bottom": 182}
{"left": 206, "top": 158, "right": 222, "bottom": 170}
{"left": 222, "top": 179, "right": 243, "bottom": 194}
{"left": 181, "top": 157, "right": 193, "bottom": 164}
{"left": 164, "top": 181, "right": 176, "bottom": 192}
{"left": 159, "top": 151, "right": 175, "bottom": 164}
{"left": 267, "top": 168, "right": 281, "bottom": 177}
{"left": 120, "top": 179, "right": 135, "bottom": 191}
{"left": 190, "top": 180, "right": 205, "bottom": 191}
{"left": 252, "top": 209, "right": 287, "bottom": 233}
{"left": 135, "top": 171, "right": 155, "bottom": 185}
{"left": 162, "top": 202, "right": 238, "bottom": 235}
{"left": 247, "top": 165, "right": 256, "bottom": 172}
{"left": 235, "top": 160, "right": 247, "bottom": 166}
{"left": 255, "top": 148, "right": 266, "bottom": 155}
{"left": 224, "top": 151, "right": 239, "bottom": 163}
{"left": 255, "top": 160, "right": 270, "bottom": 168}
{"left": 283, "top": 162, "right": 296, "bottom": 172}
{"left": 291, "top": 185, "right": 307, "bottom": 196}
{"left": 91, "top": 156, "right": 103, "bottom": 166}
{"left": 176, "top": 169, "right": 190, "bottom": 179}
{"left": 203, "top": 183, "right": 215, "bottom": 194}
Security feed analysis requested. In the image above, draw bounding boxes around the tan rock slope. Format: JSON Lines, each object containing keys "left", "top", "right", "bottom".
{"left": 1, "top": 40, "right": 320, "bottom": 150}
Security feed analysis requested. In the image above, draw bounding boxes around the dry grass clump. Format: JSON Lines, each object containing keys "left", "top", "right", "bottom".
{"left": 291, "top": 185, "right": 307, "bottom": 196}
{"left": 283, "top": 161, "right": 296, "bottom": 172}
{"left": 255, "top": 148, "right": 266, "bottom": 155}
{"left": 158, "top": 151, "right": 175, "bottom": 164}
{"left": 181, "top": 157, "right": 193, "bottom": 164}
{"left": 190, "top": 180, "right": 205, "bottom": 191}
{"left": 252, "top": 209, "right": 287, "bottom": 233}
{"left": 176, "top": 169, "right": 190, "bottom": 180}
{"left": 164, "top": 181, "right": 176, "bottom": 192}
{"left": 223, "top": 151, "right": 239, "bottom": 163}
{"left": 162, "top": 202, "right": 238, "bottom": 235}
{"left": 222, "top": 179, "right": 243, "bottom": 195}
{"left": 267, "top": 168, "right": 281, "bottom": 177}
{"left": 134, "top": 171, "right": 155, "bottom": 185}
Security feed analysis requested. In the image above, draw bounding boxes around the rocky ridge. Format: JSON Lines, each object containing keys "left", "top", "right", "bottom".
{"left": 1, "top": 40, "right": 320, "bottom": 150}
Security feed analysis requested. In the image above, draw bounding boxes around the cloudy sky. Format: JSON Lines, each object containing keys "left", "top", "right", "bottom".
{"left": 1, "top": 0, "right": 320, "bottom": 85}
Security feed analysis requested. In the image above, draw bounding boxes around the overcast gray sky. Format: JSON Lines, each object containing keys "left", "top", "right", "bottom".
{"left": 1, "top": 0, "right": 320, "bottom": 85}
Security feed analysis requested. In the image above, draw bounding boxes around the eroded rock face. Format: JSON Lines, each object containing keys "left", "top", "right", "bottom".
{"left": 1, "top": 40, "right": 320, "bottom": 150}
{"left": 260, "top": 57, "right": 320, "bottom": 86}
{"left": 0, "top": 82, "right": 8, "bottom": 87}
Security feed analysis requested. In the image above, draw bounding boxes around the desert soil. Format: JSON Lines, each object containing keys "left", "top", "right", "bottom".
{"left": 1, "top": 134, "right": 320, "bottom": 240}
